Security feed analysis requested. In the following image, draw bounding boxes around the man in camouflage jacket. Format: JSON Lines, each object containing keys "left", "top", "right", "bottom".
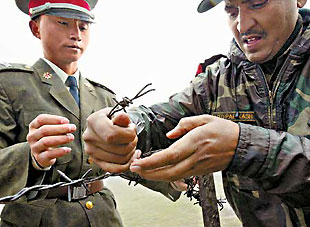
{"left": 83, "top": 0, "right": 310, "bottom": 226}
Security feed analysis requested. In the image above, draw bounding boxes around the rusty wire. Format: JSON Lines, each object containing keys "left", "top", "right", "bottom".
{"left": 0, "top": 170, "right": 142, "bottom": 203}
{"left": 107, "top": 83, "right": 155, "bottom": 118}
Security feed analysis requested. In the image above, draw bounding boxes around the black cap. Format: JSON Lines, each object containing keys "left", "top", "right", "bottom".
{"left": 198, "top": 0, "right": 223, "bottom": 13}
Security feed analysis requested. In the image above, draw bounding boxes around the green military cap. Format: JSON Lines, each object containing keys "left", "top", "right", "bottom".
{"left": 198, "top": 0, "right": 223, "bottom": 13}
{"left": 15, "top": 0, "right": 98, "bottom": 23}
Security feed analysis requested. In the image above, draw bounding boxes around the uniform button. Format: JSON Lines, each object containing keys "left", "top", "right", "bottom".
{"left": 86, "top": 201, "right": 94, "bottom": 210}
{"left": 87, "top": 157, "right": 93, "bottom": 164}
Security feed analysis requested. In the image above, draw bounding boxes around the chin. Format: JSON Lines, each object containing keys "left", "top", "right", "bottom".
{"left": 245, "top": 53, "right": 272, "bottom": 64}
{"left": 65, "top": 56, "right": 81, "bottom": 63}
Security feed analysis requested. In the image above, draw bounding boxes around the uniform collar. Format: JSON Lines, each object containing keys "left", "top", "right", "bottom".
{"left": 42, "top": 58, "right": 80, "bottom": 88}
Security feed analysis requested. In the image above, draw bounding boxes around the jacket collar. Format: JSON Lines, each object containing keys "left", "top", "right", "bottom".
{"left": 79, "top": 76, "right": 97, "bottom": 131}
{"left": 32, "top": 59, "right": 97, "bottom": 121}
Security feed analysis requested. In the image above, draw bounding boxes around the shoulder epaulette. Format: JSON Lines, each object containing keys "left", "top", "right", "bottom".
{"left": 86, "top": 78, "right": 116, "bottom": 95}
{"left": 195, "top": 54, "right": 226, "bottom": 76}
{"left": 0, "top": 62, "right": 34, "bottom": 73}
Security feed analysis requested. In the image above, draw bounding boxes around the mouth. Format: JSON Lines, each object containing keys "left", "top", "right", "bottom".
{"left": 67, "top": 45, "right": 81, "bottom": 50}
{"left": 242, "top": 36, "right": 262, "bottom": 45}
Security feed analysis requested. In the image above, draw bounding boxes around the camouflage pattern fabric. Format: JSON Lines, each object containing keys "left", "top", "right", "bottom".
{"left": 129, "top": 12, "right": 310, "bottom": 227}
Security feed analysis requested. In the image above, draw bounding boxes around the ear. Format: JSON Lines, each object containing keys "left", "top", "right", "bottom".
{"left": 29, "top": 20, "right": 41, "bottom": 39}
{"left": 297, "top": 0, "right": 307, "bottom": 8}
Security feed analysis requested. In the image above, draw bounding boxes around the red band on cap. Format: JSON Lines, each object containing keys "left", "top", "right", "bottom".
{"left": 29, "top": 0, "right": 91, "bottom": 15}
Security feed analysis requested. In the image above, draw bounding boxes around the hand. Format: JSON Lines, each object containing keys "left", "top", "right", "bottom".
{"left": 83, "top": 108, "right": 140, "bottom": 173}
{"left": 130, "top": 114, "right": 239, "bottom": 181}
{"left": 27, "top": 114, "right": 76, "bottom": 168}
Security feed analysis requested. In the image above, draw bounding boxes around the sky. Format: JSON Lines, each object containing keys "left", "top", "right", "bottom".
{"left": 1, "top": 1, "right": 310, "bottom": 107}
{"left": 1, "top": 0, "right": 231, "bottom": 106}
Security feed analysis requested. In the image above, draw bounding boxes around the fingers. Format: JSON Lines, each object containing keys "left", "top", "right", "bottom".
{"left": 131, "top": 129, "right": 196, "bottom": 171}
{"left": 130, "top": 154, "right": 197, "bottom": 182}
{"left": 130, "top": 146, "right": 184, "bottom": 172}
{"left": 30, "top": 133, "right": 75, "bottom": 154}
{"left": 85, "top": 110, "right": 137, "bottom": 145}
{"left": 36, "top": 147, "right": 72, "bottom": 167}
{"left": 166, "top": 115, "right": 211, "bottom": 139}
{"left": 84, "top": 108, "right": 140, "bottom": 173}
{"left": 103, "top": 122, "right": 137, "bottom": 145}
{"left": 27, "top": 124, "right": 76, "bottom": 143}
{"left": 29, "top": 114, "right": 70, "bottom": 130}
{"left": 91, "top": 150, "right": 141, "bottom": 173}
{"left": 27, "top": 114, "right": 77, "bottom": 168}
{"left": 83, "top": 125, "right": 138, "bottom": 156}
{"left": 112, "top": 112, "right": 131, "bottom": 127}
{"left": 85, "top": 141, "right": 137, "bottom": 164}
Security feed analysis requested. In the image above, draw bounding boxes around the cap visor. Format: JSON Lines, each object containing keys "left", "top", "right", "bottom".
{"left": 34, "top": 9, "right": 94, "bottom": 23}
{"left": 197, "top": 0, "right": 223, "bottom": 13}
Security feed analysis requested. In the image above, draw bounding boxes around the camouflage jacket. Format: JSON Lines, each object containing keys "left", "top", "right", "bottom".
{"left": 129, "top": 12, "right": 310, "bottom": 226}
{"left": 0, "top": 59, "right": 179, "bottom": 227}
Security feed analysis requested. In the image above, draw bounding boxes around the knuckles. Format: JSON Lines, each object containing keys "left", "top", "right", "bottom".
{"left": 39, "top": 125, "right": 51, "bottom": 137}
{"left": 82, "top": 129, "right": 92, "bottom": 142}
{"left": 35, "top": 114, "right": 48, "bottom": 125}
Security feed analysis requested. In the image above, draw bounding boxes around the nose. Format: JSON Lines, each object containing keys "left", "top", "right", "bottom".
{"left": 236, "top": 7, "right": 256, "bottom": 34}
{"left": 70, "top": 23, "right": 82, "bottom": 41}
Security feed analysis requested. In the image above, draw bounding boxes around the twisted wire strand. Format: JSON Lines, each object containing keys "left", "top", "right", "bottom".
{"left": 107, "top": 83, "right": 155, "bottom": 118}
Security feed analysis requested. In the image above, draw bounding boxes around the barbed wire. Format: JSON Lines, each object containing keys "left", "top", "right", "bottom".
{"left": 107, "top": 83, "right": 155, "bottom": 118}
{"left": 0, "top": 83, "right": 226, "bottom": 210}
{"left": 0, "top": 169, "right": 142, "bottom": 203}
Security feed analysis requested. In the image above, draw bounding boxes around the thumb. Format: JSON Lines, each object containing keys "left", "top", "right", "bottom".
{"left": 167, "top": 115, "right": 211, "bottom": 139}
{"left": 166, "top": 124, "right": 188, "bottom": 139}
{"left": 112, "top": 112, "right": 131, "bottom": 127}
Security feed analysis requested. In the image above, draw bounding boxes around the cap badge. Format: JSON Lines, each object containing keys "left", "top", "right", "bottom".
{"left": 42, "top": 72, "right": 53, "bottom": 79}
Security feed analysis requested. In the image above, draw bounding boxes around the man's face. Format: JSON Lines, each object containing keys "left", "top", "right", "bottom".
{"left": 33, "top": 15, "right": 90, "bottom": 66}
{"left": 225, "top": 0, "right": 303, "bottom": 63}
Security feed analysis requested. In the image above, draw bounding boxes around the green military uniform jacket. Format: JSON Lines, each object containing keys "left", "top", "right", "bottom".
{"left": 129, "top": 12, "right": 310, "bottom": 226}
{"left": 0, "top": 59, "right": 179, "bottom": 227}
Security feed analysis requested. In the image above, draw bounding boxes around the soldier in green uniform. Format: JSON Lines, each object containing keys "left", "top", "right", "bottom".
{"left": 0, "top": 0, "right": 180, "bottom": 226}
{"left": 83, "top": 0, "right": 310, "bottom": 226}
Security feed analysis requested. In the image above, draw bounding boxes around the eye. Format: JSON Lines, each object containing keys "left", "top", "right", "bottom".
{"left": 57, "top": 21, "right": 68, "bottom": 26}
{"left": 79, "top": 26, "right": 87, "bottom": 31}
{"left": 250, "top": 0, "right": 268, "bottom": 9}
{"left": 225, "top": 5, "right": 238, "bottom": 19}
{"left": 79, "top": 22, "right": 89, "bottom": 32}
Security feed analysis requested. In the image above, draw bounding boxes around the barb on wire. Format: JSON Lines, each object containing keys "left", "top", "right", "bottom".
{"left": 184, "top": 176, "right": 201, "bottom": 206}
{"left": 183, "top": 176, "right": 226, "bottom": 211}
{"left": 108, "top": 83, "right": 155, "bottom": 118}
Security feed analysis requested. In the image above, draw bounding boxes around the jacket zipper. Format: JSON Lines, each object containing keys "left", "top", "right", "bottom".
{"left": 269, "top": 56, "right": 293, "bottom": 129}
{"left": 268, "top": 90, "right": 274, "bottom": 127}
{"left": 257, "top": 65, "right": 273, "bottom": 128}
